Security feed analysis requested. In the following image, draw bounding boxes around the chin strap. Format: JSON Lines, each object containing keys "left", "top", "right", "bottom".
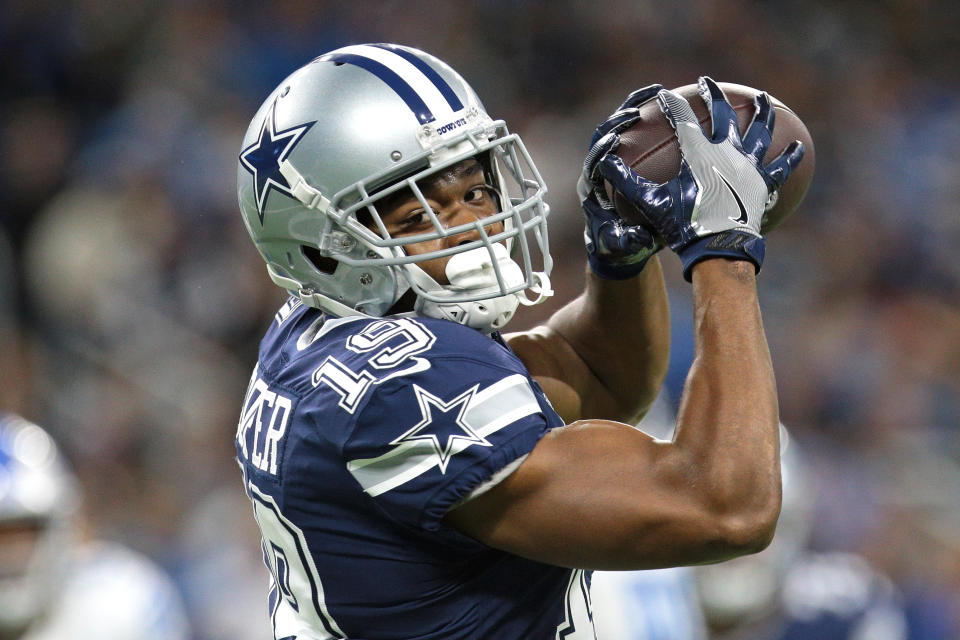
{"left": 279, "top": 160, "right": 332, "bottom": 213}
{"left": 266, "top": 263, "right": 367, "bottom": 318}
{"left": 518, "top": 271, "right": 553, "bottom": 306}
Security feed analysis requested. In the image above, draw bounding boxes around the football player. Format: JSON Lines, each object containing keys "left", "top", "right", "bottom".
{"left": 0, "top": 413, "right": 190, "bottom": 640}
{"left": 234, "top": 43, "right": 804, "bottom": 638}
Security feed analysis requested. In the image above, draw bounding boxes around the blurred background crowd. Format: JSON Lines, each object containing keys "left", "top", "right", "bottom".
{"left": 1, "top": 0, "right": 958, "bottom": 638}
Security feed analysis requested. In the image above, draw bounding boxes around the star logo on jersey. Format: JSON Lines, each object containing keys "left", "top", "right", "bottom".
{"left": 391, "top": 385, "right": 490, "bottom": 473}
{"left": 239, "top": 99, "right": 315, "bottom": 225}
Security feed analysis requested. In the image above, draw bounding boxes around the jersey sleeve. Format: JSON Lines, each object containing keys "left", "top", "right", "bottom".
{"left": 340, "top": 324, "right": 555, "bottom": 542}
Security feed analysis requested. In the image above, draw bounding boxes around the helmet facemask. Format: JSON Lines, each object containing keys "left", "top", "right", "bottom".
{"left": 276, "top": 120, "right": 553, "bottom": 332}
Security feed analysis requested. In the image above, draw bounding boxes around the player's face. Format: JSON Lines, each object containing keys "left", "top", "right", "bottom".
{"left": 378, "top": 159, "right": 503, "bottom": 285}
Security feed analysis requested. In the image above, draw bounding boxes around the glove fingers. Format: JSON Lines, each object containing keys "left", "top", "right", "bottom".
{"left": 618, "top": 83, "right": 665, "bottom": 111}
{"left": 583, "top": 190, "right": 661, "bottom": 280}
{"left": 764, "top": 140, "right": 805, "bottom": 190}
{"left": 589, "top": 84, "right": 665, "bottom": 147}
{"left": 578, "top": 132, "right": 621, "bottom": 202}
{"left": 657, "top": 88, "right": 699, "bottom": 134}
{"left": 593, "top": 212, "right": 659, "bottom": 257}
{"left": 697, "top": 76, "right": 741, "bottom": 145}
{"left": 598, "top": 221, "right": 635, "bottom": 254}
{"left": 742, "top": 92, "right": 775, "bottom": 163}
{"left": 589, "top": 110, "right": 639, "bottom": 148}
{"left": 581, "top": 192, "right": 620, "bottom": 225}
{"left": 598, "top": 154, "right": 677, "bottom": 236}
{"left": 597, "top": 153, "right": 662, "bottom": 200}
{"left": 585, "top": 132, "right": 621, "bottom": 175}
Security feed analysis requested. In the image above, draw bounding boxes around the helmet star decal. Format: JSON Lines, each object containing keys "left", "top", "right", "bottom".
{"left": 391, "top": 385, "right": 490, "bottom": 473}
{"left": 239, "top": 99, "right": 315, "bottom": 224}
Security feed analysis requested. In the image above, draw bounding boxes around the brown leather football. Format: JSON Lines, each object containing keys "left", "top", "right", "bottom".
{"left": 605, "top": 82, "right": 815, "bottom": 233}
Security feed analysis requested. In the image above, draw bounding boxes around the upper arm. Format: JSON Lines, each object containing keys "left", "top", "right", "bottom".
{"left": 444, "top": 419, "right": 769, "bottom": 571}
{"left": 503, "top": 326, "right": 618, "bottom": 424}
{"left": 504, "top": 260, "right": 671, "bottom": 425}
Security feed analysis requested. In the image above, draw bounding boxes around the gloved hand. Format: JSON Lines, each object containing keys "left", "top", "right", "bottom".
{"left": 577, "top": 84, "right": 664, "bottom": 280}
{"left": 597, "top": 76, "right": 805, "bottom": 281}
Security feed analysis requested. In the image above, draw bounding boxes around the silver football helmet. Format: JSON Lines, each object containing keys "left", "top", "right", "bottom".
{"left": 0, "top": 413, "right": 79, "bottom": 632}
{"left": 237, "top": 43, "right": 553, "bottom": 333}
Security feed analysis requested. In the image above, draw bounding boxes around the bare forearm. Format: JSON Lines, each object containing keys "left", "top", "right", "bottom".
{"left": 548, "top": 257, "right": 670, "bottom": 422}
{"left": 673, "top": 260, "right": 781, "bottom": 528}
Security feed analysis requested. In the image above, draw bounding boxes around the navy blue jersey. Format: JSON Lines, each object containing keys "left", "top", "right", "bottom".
{"left": 235, "top": 299, "right": 594, "bottom": 639}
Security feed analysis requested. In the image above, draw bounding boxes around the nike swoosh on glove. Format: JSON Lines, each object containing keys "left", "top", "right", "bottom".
{"left": 598, "top": 76, "right": 805, "bottom": 280}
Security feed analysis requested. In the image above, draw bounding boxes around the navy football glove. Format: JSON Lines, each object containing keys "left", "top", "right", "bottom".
{"left": 577, "top": 84, "right": 663, "bottom": 280}
{"left": 598, "top": 76, "right": 805, "bottom": 281}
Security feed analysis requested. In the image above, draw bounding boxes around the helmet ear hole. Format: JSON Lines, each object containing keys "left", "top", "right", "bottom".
{"left": 302, "top": 245, "right": 338, "bottom": 275}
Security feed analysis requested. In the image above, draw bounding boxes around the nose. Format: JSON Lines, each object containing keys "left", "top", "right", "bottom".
{"left": 442, "top": 204, "right": 502, "bottom": 248}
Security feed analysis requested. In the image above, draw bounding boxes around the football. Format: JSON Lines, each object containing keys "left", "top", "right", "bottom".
{"left": 605, "top": 82, "right": 815, "bottom": 233}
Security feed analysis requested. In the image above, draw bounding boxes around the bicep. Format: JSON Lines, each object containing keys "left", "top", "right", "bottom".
{"left": 443, "top": 420, "right": 730, "bottom": 571}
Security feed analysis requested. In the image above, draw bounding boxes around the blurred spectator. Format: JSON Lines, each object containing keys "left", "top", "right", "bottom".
{"left": 0, "top": 413, "right": 190, "bottom": 639}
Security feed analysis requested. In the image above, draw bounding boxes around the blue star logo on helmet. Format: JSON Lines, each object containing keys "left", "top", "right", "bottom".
{"left": 239, "top": 100, "right": 315, "bottom": 224}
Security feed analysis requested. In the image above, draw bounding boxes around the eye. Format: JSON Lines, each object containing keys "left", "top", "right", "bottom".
{"left": 399, "top": 210, "right": 428, "bottom": 229}
{"left": 465, "top": 186, "right": 496, "bottom": 203}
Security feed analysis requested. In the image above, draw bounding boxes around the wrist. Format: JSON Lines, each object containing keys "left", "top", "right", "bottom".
{"left": 678, "top": 231, "right": 765, "bottom": 282}
{"left": 690, "top": 257, "right": 758, "bottom": 283}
